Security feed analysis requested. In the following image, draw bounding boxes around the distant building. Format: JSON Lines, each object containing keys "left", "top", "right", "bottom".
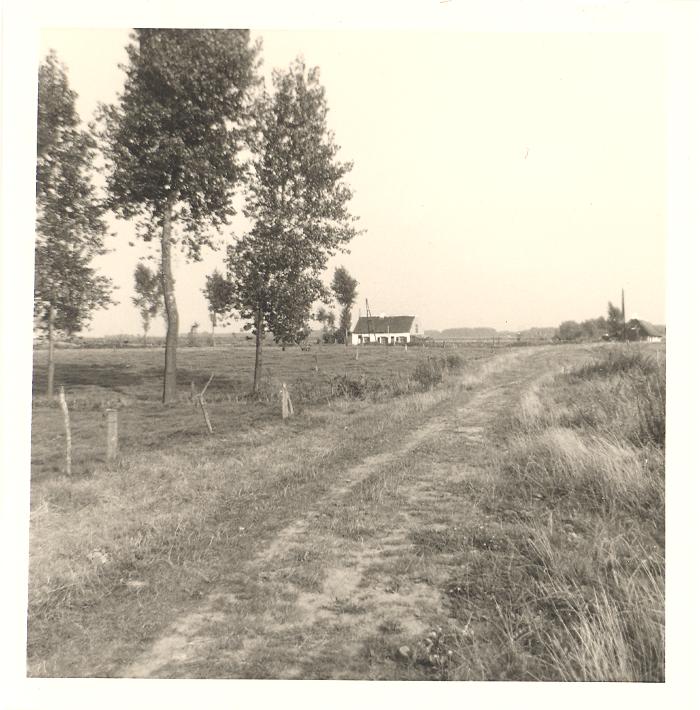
{"left": 351, "top": 315, "right": 421, "bottom": 345}
{"left": 625, "top": 319, "right": 664, "bottom": 343}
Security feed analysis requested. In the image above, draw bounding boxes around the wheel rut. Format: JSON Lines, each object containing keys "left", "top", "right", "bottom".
{"left": 120, "top": 348, "right": 565, "bottom": 679}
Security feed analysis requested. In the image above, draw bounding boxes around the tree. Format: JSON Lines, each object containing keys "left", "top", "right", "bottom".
{"left": 100, "top": 29, "right": 259, "bottom": 403}
{"left": 607, "top": 302, "right": 624, "bottom": 340}
{"left": 581, "top": 316, "right": 607, "bottom": 341}
{"left": 132, "top": 262, "right": 162, "bottom": 344}
{"left": 316, "top": 306, "right": 337, "bottom": 344}
{"left": 203, "top": 269, "right": 236, "bottom": 346}
{"left": 557, "top": 320, "right": 583, "bottom": 341}
{"left": 226, "top": 59, "right": 359, "bottom": 392}
{"left": 35, "top": 51, "right": 113, "bottom": 398}
{"left": 188, "top": 322, "right": 200, "bottom": 347}
{"left": 331, "top": 266, "right": 358, "bottom": 345}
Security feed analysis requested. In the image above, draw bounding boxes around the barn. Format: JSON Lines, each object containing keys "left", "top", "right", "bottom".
{"left": 351, "top": 315, "right": 422, "bottom": 345}
{"left": 626, "top": 319, "right": 664, "bottom": 343}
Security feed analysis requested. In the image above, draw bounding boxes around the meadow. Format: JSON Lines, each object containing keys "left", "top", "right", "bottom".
{"left": 30, "top": 341, "right": 493, "bottom": 481}
{"left": 26, "top": 341, "right": 665, "bottom": 681}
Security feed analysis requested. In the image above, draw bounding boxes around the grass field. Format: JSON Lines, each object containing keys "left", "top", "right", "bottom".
{"left": 26, "top": 341, "right": 665, "bottom": 680}
{"left": 30, "top": 342, "right": 494, "bottom": 480}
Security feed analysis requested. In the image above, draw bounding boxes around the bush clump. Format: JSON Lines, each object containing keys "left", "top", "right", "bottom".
{"left": 569, "top": 347, "right": 659, "bottom": 380}
{"left": 411, "top": 352, "right": 466, "bottom": 390}
{"left": 411, "top": 358, "right": 445, "bottom": 390}
{"left": 564, "top": 347, "right": 665, "bottom": 449}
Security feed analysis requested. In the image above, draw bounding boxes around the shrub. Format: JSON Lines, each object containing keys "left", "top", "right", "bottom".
{"left": 569, "top": 347, "right": 659, "bottom": 380}
{"left": 412, "top": 358, "right": 444, "bottom": 390}
{"left": 564, "top": 347, "right": 665, "bottom": 449}
{"left": 444, "top": 352, "right": 466, "bottom": 373}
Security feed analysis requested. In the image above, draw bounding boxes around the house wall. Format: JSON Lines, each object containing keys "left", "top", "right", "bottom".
{"left": 351, "top": 331, "right": 413, "bottom": 345}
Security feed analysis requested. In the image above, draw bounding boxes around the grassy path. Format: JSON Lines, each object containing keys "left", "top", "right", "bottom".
{"left": 116, "top": 346, "right": 588, "bottom": 679}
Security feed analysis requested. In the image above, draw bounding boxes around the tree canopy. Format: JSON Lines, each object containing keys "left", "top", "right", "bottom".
{"left": 331, "top": 266, "right": 358, "bottom": 343}
{"left": 225, "top": 59, "right": 359, "bottom": 389}
{"left": 203, "top": 269, "right": 237, "bottom": 330}
{"left": 132, "top": 262, "right": 162, "bottom": 340}
{"left": 100, "top": 29, "right": 260, "bottom": 251}
{"left": 607, "top": 302, "right": 624, "bottom": 339}
{"left": 35, "top": 51, "right": 113, "bottom": 337}
{"left": 100, "top": 29, "right": 260, "bottom": 402}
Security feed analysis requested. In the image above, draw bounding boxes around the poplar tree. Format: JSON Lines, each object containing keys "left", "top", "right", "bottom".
{"left": 100, "top": 29, "right": 259, "bottom": 402}
{"left": 35, "top": 51, "right": 112, "bottom": 398}
{"left": 226, "top": 59, "right": 359, "bottom": 392}
{"left": 132, "top": 262, "right": 162, "bottom": 344}
{"left": 203, "top": 269, "right": 236, "bottom": 345}
{"left": 331, "top": 266, "right": 358, "bottom": 344}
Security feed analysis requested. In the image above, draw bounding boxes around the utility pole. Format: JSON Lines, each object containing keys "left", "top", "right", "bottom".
{"left": 365, "top": 298, "right": 375, "bottom": 342}
{"left": 621, "top": 288, "right": 626, "bottom": 342}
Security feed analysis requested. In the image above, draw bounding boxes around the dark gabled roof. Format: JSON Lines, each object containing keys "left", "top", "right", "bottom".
{"left": 628, "top": 319, "right": 664, "bottom": 337}
{"left": 353, "top": 315, "right": 416, "bottom": 334}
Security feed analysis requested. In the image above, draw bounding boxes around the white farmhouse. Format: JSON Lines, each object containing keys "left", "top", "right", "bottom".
{"left": 626, "top": 319, "right": 664, "bottom": 343}
{"left": 351, "top": 315, "right": 422, "bottom": 345}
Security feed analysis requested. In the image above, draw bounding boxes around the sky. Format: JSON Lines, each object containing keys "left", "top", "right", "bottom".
{"left": 38, "top": 27, "right": 667, "bottom": 335}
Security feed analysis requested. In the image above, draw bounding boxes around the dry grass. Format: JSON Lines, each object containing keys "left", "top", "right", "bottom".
{"left": 26, "top": 353, "right": 469, "bottom": 677}
{"left": 441, "top": 344, "right": 665, "bottom": 681}
{"left": 27, "top": 342, "right": 664, "bottom": 680}
{"left": 30, "top": 343, "right": 493, "bottom": 480}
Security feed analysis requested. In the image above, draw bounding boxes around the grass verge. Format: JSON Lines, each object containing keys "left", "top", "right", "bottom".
{"left": 438, "top": 344, "right": 665, "bottom": 681}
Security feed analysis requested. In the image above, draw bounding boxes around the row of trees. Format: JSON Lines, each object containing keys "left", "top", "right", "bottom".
{"left": 556, "top": 302, "right": 625, "bottom": 342}
{"left": 36, "top": 30, "right": 360, "bottom": 401}
{"left": 132, "top": 260, "right": 359, "bottom": 350}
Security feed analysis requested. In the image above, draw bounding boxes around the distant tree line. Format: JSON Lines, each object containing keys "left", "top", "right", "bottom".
{"left": 556, "top": 303, "right": 624, "bottom": 342}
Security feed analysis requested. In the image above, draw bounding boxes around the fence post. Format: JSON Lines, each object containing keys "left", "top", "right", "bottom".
{"left": 198, "top": 374, "right": 214, "bottom": 435}
{"left": 282, "top": 383, "right": 293, "bottom": 419}
{"left": 106, "top": 408, "right": 118, "bottom": 462}
{"left": 58, "top": 386, "right": 71, "bottom": 476}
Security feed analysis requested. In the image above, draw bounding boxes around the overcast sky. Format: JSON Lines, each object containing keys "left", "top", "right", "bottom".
{"left": 39, "top": 27, "right": 666, "bottom": 335}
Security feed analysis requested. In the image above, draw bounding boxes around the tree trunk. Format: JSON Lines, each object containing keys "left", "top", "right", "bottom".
{"left": 253, "top": 308, "right": 263, "bottom": 394}
{"left": 47, "top": 304, "right": 56, "bottom": 398}
{"left": 160, "top": 199, "right": 179, "bottom": 403}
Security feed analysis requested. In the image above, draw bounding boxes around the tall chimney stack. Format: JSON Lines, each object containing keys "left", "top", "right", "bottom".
{"left": 621, "top": 288, "right": 626, "bottom": 342}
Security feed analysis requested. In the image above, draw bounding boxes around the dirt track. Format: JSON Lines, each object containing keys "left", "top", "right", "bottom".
{"left": 121, "top": 346, "right": 589, "bottom": 679}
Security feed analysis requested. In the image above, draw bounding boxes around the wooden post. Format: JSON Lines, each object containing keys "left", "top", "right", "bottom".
{"left": 314, "top": 353, "right": 319, "bottom": 372}
{"left": 58, "top": 386, "right": 71, "bottom": 476}
{"left": 282, "top": 383, "right": 293, "bottom": 419}
{"left": 191, "top": 381, "right": 196, "bottom": 409}
{"left": 355, "top": 347, "right": 359, "bottom": 361}
{"left": 198, "top": 374, "right": 214, "bottom": 435}
{"left": 199, "top": 396, "right": 213, "bottom": 434}
{"left": 106, "top": 409, "right": 118, "bottom": 462}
